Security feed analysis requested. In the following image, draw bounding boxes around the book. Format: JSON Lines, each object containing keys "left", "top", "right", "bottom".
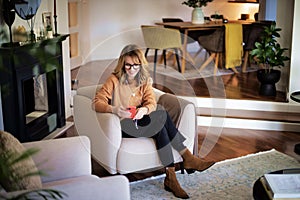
{"left": 260, "top": 176, "right": 275, "bottom": 200}
{"left": 262, "top": 174, "right": 300, "bottom": 200}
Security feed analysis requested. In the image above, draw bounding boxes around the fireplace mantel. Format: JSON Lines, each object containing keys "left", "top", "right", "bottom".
{"left": 0, "top": 35, "right": 69, "bottom": 142}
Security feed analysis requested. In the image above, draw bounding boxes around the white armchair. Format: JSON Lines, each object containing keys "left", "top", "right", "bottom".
{"left": 73, "top": 85, "right": 197, "bottom": 174}
{"left": 2, "top": 136, "right": 130, "bottom": 200}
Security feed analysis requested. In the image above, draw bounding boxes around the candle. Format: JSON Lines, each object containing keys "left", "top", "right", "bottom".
{"left": 54, "top": 0, "right": 56, "bottom": 16}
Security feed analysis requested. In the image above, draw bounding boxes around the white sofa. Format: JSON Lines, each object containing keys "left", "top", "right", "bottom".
{"left": 73, "top": 85, "right": 197, "bottom": 174}
{"left": 2, "top": 136, "right": 130, "bottom": 200}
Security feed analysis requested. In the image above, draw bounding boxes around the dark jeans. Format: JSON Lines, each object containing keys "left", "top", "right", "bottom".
{"left": 121, "top": 110, "right": 186, "bottom": 167}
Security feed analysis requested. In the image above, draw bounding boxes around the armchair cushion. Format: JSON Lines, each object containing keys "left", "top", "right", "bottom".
{"left": 157, "top": 93, "right": 193, "bottom": 127}
{"left": 0, "top": 131, "right": 42, "bottom": 191}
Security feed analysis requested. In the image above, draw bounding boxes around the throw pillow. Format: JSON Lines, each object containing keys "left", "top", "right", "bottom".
{"left": 0, "top": 130, "right": 42, "bottom": 192}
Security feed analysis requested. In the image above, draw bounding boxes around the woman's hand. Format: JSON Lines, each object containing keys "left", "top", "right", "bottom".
{"left": 133, "top": 107, "right": 148, "bottom": 120}
{"left": 112, "top": 106, "right": 131, "bottom": 118}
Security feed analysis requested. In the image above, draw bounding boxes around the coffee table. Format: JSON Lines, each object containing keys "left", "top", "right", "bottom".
{"left": 253, "top": 168, "right": 300, "bottom": 200}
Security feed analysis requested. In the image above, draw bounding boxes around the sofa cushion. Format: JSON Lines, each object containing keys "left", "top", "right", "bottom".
{"left": 42, "top": 175, "right": 130, "bottom": 200}
{"left": 0, "top": 131, "right": 42, "bottom": 191}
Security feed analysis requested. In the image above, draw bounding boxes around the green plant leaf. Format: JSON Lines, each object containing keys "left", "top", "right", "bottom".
{"left": 250, "top": 22, "right": 290, "bottom": 72}
{"left": 182, "top": 0, "right": 213, "bottom": 8}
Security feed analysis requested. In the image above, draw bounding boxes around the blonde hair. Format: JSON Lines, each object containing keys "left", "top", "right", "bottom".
{"left": 113, "top": 44, "right": 150, "bottom": 85}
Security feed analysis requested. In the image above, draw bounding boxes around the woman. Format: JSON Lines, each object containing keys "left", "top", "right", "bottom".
{"left": 92, "top": 44, "right": 214, "bottom": 199}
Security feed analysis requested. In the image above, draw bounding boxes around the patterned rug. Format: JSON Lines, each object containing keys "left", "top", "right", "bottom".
{"left": 130, "top": 149, "right": 300, "bottom": 200}
{"left": 149, "top": 62, "right": 259, "bottom": 80}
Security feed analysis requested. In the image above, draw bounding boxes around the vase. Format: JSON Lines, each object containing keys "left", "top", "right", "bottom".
{"left": 47, "top": 30, "right": 53, "bottom": 38}
{"left": 192, "top": 7, "right": 205, "bottom": 24}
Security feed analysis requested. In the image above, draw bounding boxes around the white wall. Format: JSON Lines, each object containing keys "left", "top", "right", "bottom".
{"left": 274, "top": 0, "right": 294, "bottom": 94}
{"left": 79, "top": 0, "right": 259, "bottom": 63}
{"left": 289, "top": 0, "right": 300, "bottom": 102}
{"left": 265, "top": 0, "right": 277, "bottom": 20}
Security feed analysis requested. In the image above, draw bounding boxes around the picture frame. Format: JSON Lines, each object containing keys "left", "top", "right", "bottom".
{"left": 42, "top": 12, "right": 52, "bottom": 31}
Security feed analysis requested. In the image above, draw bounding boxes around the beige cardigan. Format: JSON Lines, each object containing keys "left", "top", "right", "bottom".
{"left": 92, "top": 74, "right": 157, "bottom": 114}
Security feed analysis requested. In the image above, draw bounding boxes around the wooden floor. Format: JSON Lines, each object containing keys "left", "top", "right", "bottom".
{"left": 70, "top": 59, "right": 300, "bottom": 181}
{"left": 71, "top": 59, "right": 287, "bottom": 102}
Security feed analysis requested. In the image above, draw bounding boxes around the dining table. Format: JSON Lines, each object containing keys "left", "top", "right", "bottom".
{"left": 155, "top": 20, "right": 254, "bottom": 74}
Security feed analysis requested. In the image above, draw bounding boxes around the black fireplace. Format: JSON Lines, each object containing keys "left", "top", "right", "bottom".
{"left": 0, "top": 35, "right": 68, "bottom": 142}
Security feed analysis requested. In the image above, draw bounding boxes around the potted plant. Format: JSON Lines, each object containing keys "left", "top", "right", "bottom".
{"left": 182, "top": 0, "right": 213, "bottom": 24}
{"left": 250, "top": 22, "right": 290, "bottom": 96}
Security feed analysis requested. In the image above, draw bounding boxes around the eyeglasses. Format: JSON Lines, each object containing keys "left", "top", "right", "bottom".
{"left": 124, "top": 63, "right": 141, "bottom": 70}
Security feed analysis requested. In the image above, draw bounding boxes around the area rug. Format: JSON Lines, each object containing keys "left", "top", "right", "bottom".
{"left": 149, "top": 63, "right": 259, "bottom": 80}
{"left": 130, "top": 149, "right": 300, "bottom": 200}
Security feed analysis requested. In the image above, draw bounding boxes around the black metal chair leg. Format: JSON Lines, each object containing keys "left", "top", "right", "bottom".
{"left": 180, "top": 162, "right": 184, "bottom": 174}
{"left": 174, "top": 48, "right": 181, "bottom": 73}
{"left": 163, "top": 49, "right": 167, "bottom": 68}
{"left": 145, "top": 48, "right": 149, "bottom": 58}
{"left": 153, "top": 49, "right": 158, "bottom": 78}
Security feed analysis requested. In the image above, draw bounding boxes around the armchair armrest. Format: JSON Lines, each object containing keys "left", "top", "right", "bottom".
{"left": 157, "top": 93, "right": 197, "bottom": 156}
{"left": 22, "top": 136, "right": 91, "bottom": 183}
{"left": 178, "top": 103, "right": 197, "bottom": 155}
{"left": 73, "top": 95, "right": 122, "bottom": 174}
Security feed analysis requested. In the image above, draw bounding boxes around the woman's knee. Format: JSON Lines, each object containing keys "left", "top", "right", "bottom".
{"left": 153, "top": 127, "right": 171, "bottom": 148}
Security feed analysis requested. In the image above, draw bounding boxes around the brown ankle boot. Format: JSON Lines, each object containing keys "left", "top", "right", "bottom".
{"left": 164, "top": 167, "right": 189, "bottom": 199}
{"left": 181, "top": 149, "right": 215, "bottom": 174}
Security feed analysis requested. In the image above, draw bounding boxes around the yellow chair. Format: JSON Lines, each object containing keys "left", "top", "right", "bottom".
{"left": 141, "top": 25, "right": 182, "bottom": 76}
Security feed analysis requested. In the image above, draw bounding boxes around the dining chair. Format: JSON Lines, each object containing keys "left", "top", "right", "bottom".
{"left": 141, "top": 25, "right": 182, "bottom": 76}
{"left": 197, "top": 26, "right": 225, "bottom": 74}
{"left": 161, "top": 18, "right": 195, "bottom": 65}
{"left": 241, "top": 21, "right": 274, "bottom": 72}
{"left": 162, "top": 18, "right": 211, "bottom": 61}
{"left": 198, "top": 24, "right": 243, "bottom": 74}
